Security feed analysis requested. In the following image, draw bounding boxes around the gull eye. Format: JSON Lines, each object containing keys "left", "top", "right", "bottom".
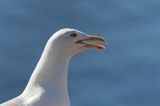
{"left": 70, "top": 33, "right": 77, "bottom": 37}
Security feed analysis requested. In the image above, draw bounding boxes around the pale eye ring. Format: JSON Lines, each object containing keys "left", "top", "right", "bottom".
{"left": 70, "top": 33, "right": 77, "bottom": 37}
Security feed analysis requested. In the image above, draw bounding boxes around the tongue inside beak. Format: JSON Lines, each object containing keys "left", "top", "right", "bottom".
{"left": 76, "top": 36, "right": 106, "bottom": 49}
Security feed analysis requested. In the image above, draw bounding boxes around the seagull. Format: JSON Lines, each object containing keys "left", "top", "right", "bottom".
{"left": 1, "top": 28, "right": 105, "bottom": 106}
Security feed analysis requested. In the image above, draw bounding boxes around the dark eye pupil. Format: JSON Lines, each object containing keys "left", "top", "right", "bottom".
{"left": 70, "top": 33, "right": 77, "bottom": 37}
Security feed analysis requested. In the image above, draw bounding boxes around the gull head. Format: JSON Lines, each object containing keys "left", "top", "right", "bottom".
{"left": 49, "top": 28, "right": 105, "bottom": 57}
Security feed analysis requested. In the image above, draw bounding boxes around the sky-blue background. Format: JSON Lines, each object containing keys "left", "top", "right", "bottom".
{"left": 0, "top": 0, "right": 160, "bottom": 106}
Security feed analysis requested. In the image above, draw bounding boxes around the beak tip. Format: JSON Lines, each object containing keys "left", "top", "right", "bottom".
{"left": 96, "top": 45, "right": 106, "bottom": 49}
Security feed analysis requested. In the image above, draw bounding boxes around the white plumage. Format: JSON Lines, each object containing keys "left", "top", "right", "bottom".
{"left": 1, "top": 28, "right": 105, "bottom": 106}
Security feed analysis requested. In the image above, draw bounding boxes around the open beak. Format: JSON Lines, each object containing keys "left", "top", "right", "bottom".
{"left": 75, "top": 36, "right": 106, "bottom": 49}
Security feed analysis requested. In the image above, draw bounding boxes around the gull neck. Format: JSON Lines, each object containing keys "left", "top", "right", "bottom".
{"left": 22, "top": 39, "right": 71, "bottom": 106}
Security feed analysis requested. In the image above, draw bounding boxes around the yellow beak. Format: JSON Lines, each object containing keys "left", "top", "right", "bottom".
{"left": 76, "top": 36, "right": 106, "bottom": 49}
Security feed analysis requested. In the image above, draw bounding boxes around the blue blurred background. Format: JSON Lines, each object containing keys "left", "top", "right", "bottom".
{"left": 0, "top": 0, "right": 160, "bottom": 106}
